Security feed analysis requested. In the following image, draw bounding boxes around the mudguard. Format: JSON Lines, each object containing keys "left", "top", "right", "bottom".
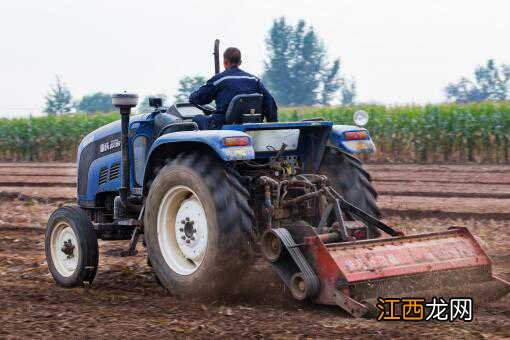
{"left": 147, "top": 129, "right": 256, "bottom": 162}
{"left": 329, "top": 125, "right": 376, "bottom": 154}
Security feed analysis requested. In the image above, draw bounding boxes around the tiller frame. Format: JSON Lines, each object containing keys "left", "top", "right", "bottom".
{"left": 258, "top": 175, "right": 510, "bottom": 317}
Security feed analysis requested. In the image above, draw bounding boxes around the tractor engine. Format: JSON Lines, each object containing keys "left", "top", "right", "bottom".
{"left": 237, "top": 153, "right": 369, "bottom": 242}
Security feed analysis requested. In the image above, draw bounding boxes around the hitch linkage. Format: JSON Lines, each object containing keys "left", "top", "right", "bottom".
{"left": 261, "top": 174, "right": 401, "bottom": 240}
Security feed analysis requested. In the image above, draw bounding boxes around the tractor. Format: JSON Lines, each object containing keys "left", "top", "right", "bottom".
{"left": 45, "top": 41, "right": 508, "bottom": 317}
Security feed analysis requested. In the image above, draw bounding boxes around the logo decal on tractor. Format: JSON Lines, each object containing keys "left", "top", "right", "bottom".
{"left": 99, "top": 139, "right": 121, "bottom": 153}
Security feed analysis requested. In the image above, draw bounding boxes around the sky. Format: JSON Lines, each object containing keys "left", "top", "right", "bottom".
{"left": 0, "top": 0, "right": 509, "bottom": 118}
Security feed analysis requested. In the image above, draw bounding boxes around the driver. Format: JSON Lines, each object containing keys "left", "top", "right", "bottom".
{"left": 189, "top": 47, "right": 277, "bottom": 130}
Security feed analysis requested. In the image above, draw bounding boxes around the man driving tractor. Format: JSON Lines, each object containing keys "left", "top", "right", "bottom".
{"left": 190, "top": 47, "right": 278, "bottom": 129}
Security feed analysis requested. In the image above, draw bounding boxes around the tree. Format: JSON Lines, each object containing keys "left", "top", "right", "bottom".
{"left": 137, "top": 93, "right": 168, "bottom": 113}
{"left": 175, "top": 76, "right": 206, "bottom": 102}
{"left": 445, "top": 59, "right": 510, "bottom": 103}
{"left": 77, "top": 92, "right": 113, "bottom": 114}
{"left": 340, "top": 77, "right": 357, "bottom": 105}
{"left": 262, "top": 18, "right": 293, "bottom": 105}
{"left": 263, "top": 17, "right": 353, "bottom": 106}
{"left": 44, "top": 76, "right": 72, "bottom": 115}
{"left": 321, "top": 60, "right": 341, "bottom": 105}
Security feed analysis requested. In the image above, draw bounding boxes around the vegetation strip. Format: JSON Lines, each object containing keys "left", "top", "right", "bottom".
{"left": 281, "top": 102, "right": 510, "bottom": 164}
{"left": 1, "top": 101, "right": 509, "bottom": 163}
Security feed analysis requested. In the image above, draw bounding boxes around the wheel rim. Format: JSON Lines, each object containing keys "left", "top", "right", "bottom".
{"left": 157, "top": 185, "right": 208, "bottom": 276}
{"left": 50, "top": 221, "right": 79, "bottom": 277}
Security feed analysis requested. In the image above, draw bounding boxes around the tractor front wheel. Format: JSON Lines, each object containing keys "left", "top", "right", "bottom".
{"left": 45, "top": 205, "right": 99, "bottom": 287}
{"left": 144, "top": 153, "right": 253, "bottom": 299}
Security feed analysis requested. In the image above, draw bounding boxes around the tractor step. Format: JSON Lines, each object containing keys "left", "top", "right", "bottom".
{"left": 94, "top": 219, "right": 140, "bottom": 240}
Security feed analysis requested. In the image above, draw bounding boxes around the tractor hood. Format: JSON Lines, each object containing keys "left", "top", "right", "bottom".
{"left": 77, "top": 114, "right": 149, "bottom": 163}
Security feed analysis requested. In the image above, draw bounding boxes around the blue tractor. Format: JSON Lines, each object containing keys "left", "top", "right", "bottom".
{"left": 46, "top": 43, "right": 506, "bottom": 317}
{"left": 45, "top": 92, "right": 378, "bottom": 282}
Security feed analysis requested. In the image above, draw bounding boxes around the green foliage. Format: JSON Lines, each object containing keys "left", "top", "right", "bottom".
{"left": 321, "top": 60, "right": 341, "bottom": 105}
{"left": 0, "top": 112, "right": 118, "bottom": 161}
{"left": 1, "top": 102, "right": 508, "bottom": 163}
{"left": 263, "top": 17, "right": 349, "bottom": 106}
{"left": 175, "top": 76, "right": 206, "bottom": 102}
{"left": 44, "top": 76, "right": 73, "bottom": 115}
{"left": 445, "top": 59, "right": 510, "bottom": 103}
{"left": 280, "top": 101, "right": 510, "bottom": 163}
{"left": 340, "top": 77, "right": 356, "bottom": 105}
{"left": 76, "top": 92, "right": 113, "bottom": 114}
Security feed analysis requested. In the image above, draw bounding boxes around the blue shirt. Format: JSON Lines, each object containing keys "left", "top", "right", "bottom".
{"left": 189, "top": 66, "right": 278, "bottom": 122}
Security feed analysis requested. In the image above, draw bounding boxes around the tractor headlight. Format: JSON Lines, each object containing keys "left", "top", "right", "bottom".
{"left": 353, "top": 110, "right": 369, "bottom": 126}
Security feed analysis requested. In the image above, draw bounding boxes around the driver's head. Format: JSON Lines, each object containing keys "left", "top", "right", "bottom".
{"left": 223, "top": 47, "right": 242, "bottom": 69}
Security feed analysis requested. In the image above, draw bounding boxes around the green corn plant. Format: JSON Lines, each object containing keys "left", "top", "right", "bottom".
{"left": 0, "top": 103, "right": 509, "bottom": 163}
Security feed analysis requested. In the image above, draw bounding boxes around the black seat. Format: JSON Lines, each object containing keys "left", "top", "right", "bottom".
{"left": 159, "top": 122, "right": 198, "bottom": 136}
{"left": 224, "top": 93, "right": 264, "bottom": 124}
{"left": 153, "top": 112, "right": 197, "bottom": 139}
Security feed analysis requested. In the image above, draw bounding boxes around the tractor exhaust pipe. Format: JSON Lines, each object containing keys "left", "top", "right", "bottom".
{"left": 112, "top": 93, "right": 138, "bottom": 209}
{"left": 213, "top": 39, "right": 220, "bottom": 74}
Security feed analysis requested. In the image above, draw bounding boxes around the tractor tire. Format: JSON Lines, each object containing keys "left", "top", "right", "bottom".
{"left": 144, "top": 152, "right": 254, "bottom": 299}
{"left": 319, "top": 146, "right": 381, "bottom": 219}
{"left": 45, "top": 205, "right": 99, "bottom": 287}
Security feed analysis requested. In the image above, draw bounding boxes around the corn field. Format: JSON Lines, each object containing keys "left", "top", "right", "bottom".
{"left": 0, "top": 102, "right": 508, "bottom": 163}
{"left": 0, "top": 113, "right": 118, "bottom": 162}
{"left": 282, "top": 101, "right": 510, "bottom": 163}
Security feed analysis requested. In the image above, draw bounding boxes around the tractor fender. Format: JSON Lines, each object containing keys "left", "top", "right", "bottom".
{"left": 329, "top": 124, "right": 376, "bottom": 154}
{"left": 147, "top": 130, "right": 255, "bottom": 162}
{"left": 143, "top": 130, "right": 255, "bottom": 193}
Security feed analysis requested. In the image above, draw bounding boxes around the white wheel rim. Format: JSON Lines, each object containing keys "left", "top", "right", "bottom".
{"left": 157, "top": 185, "right": 208, "bottom": 276}
{"left": 50, "top": 221, "right": 79, "bottom": 277}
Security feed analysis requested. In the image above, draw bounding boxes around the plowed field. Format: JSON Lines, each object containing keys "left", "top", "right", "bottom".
{"left": 0, "top": 163, "right": 508, "bottom": 338}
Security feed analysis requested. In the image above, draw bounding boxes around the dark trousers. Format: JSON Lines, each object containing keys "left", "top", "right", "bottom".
{"left": 192, "top": 114, "right": 225, "bottom": 130}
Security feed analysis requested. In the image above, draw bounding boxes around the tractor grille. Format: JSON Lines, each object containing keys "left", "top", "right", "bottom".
{"left": 109, "top": 162, "right": 120, "bottom": 181}
{"left": 98, "top": 167, "right": 109, "bottom": 185}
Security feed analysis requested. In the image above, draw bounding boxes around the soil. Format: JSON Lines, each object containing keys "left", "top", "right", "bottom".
{"left": 0, "top": 163, "right": 509, "bottom": 338}
{"left": 378, "top": 195, "right": 510, "bottom": 214}
{"left": 0, "top": 187, "right": 75, "bottom": 200}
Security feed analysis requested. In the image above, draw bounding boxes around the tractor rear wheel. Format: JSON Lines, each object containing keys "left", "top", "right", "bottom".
{"left": 144, "top": 153, "right": 253, "bottom": 299}
{"left": 319, "top": 146, "right": 381, "bottom": 219}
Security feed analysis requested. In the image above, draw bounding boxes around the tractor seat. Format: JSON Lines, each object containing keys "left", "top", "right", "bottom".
{"left": 224, "top": 93, "right": 264, "bottom": 124}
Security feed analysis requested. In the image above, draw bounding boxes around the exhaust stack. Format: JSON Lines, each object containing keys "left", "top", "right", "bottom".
{"left": 112, "top": 93, "right": 138, "bottom": 208}
{"left": 214, "top": 39, "right": 220, "bottom": 74}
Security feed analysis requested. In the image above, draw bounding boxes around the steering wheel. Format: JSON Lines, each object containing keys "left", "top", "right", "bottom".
{"left": 192, "top": 103, "right": 215, "bottom": 115}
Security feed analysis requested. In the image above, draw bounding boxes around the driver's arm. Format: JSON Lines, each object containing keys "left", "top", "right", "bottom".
{"left": 189, "top": 77, "right": 217, "bottom": 107}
